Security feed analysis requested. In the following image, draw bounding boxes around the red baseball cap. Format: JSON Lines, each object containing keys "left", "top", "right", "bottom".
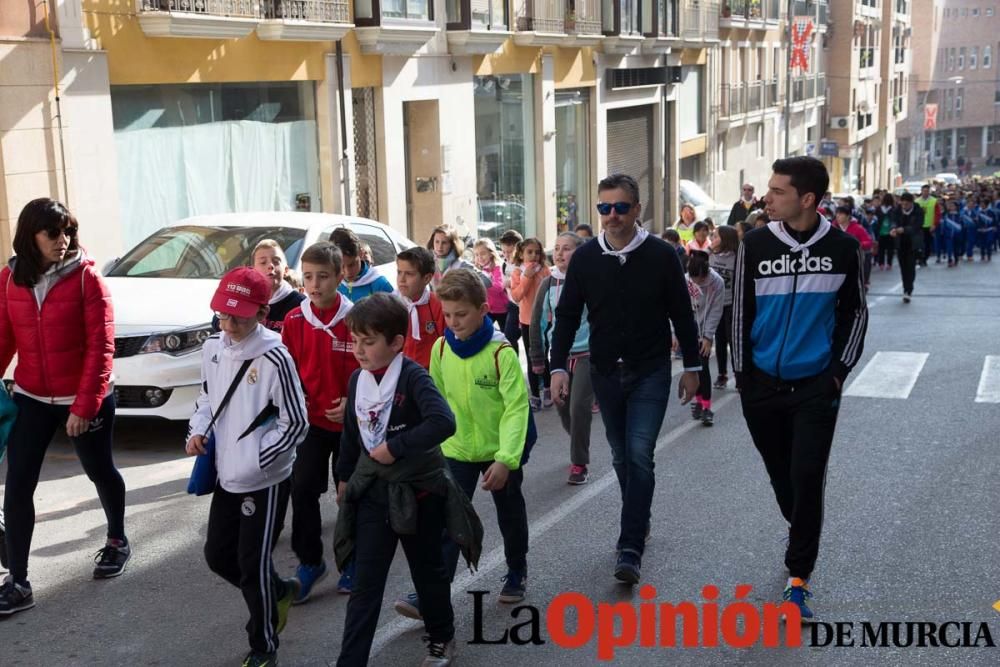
{"left": 211, "top": 267, "right": 271, "bottom": 318}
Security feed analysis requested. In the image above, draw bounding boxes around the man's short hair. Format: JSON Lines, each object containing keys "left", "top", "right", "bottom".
{"left": 300, "top": 241, "right": 343, "bottom": 273}
{"left": 345, "top": 292, "right": 408, "bottom": 342}
{"left": 330, "top": 227, "right": 361, "bottom": 257}
{"left": 598, "top": 174, "right": 640, "bottom": 204}
{"left": 499, "top": 230, "right": 524, "bottom": 246}
{"left": 900, "top": 192, "right": 915, "bottom": 203}
{"left": 436, "top": 268, "right": 487, "bottom": 308}
{"left": 397, "top": 246, "right": 435, "bottom": 276}
{"left": 771, "top": 156, "right": 829, "bottom": 205}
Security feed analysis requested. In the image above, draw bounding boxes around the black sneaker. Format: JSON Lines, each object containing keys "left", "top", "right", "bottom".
{"left": 498, "top": 569, "right": 526, "bottom": 603}
{"left": 691, "top": 402, "right": 703, "bottom": 420}
{"left": 701, "top": 409, "right": 714, "bottom": 427}
{"left": 421, "top": 636, "right": 455, "bottom": 666}
{"left": 614, "top": 551, "right": 641, "bottom": 585}
{"left": 0, "top": 576, "right": 34, "bottom": 615}
{"left": 93, "top": 539, "right": 131, "bottom": 579}
{"left": 242, "top": 651, "right": 277, "bottom": 667}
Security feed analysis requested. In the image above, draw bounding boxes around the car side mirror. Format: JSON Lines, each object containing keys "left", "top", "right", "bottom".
{"left": 102, "top": 258, "right": 119, "bottom": 275}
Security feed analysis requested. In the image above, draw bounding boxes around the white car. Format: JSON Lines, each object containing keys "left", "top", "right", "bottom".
{"left": 679, "top": 180, "right": 733, "bottom": 225}
{"left": 933, "top": 172, "right": 960, "bottom": 185}
{"left": 895, "top": 181, "right": 927, "bottom": 196}
{"left": 103, "top": 212, "right": 415, "bottom": 420}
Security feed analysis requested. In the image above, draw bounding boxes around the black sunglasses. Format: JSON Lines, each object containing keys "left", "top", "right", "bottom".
{"left": 595, "top": 201, "right": 633, "bottom": 215}
{"left": 44, "top": 225, "right": 78, "bottom": 240}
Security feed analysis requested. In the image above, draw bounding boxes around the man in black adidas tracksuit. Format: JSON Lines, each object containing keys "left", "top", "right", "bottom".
{"left": 733, "top": 157, "right": 868, "bottom": 619}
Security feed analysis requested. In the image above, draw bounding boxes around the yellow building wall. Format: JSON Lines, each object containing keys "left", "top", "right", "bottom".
{"left": 474, "top": 44, "right": 596, "bottom": 88}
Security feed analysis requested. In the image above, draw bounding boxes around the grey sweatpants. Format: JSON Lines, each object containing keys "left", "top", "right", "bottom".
{"left": 558, "top": 355, "right": 595, "bottom": 466}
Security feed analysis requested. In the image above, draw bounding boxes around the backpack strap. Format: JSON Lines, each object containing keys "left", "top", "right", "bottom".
{"left": 493, "top": 343, "right": 512, "bottom": 380}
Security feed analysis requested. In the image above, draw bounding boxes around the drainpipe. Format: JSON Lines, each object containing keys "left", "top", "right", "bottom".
{"left": 42, "top": 0, "right": 71, "bottom": 206}
{"left": 335, "top": 40, "right": 351, "bottom": 214}
{"left": 783, "top": 0, "right": 793, "bottom": 157}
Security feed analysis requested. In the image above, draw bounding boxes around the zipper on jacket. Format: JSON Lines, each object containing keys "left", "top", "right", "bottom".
{"left": 774, "top": 269, "right": 799, "bottom": 381}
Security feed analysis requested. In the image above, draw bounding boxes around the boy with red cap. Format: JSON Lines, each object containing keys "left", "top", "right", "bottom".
{"left": 185, "top": 267, "right": 309, "bottom": 667}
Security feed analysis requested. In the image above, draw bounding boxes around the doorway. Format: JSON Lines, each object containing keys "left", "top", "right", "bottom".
{"left": 403, "top": 100, "right": 442, "bottom": 244}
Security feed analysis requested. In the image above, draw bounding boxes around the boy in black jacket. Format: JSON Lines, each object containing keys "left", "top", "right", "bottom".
{"left": 333, "top": 293, "right": 477, "bottom": 667}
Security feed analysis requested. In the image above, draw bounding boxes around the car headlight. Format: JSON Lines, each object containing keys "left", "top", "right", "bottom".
{"left": 139, "top": 324, "right": 213, "bottom": 355}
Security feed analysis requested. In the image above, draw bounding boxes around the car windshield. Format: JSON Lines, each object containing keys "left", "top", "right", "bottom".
{"left": 107, "top": 226, "right": 307, "bottom": 279}
{"left": 679, "top": 180, "right": 715, "bottom": 207}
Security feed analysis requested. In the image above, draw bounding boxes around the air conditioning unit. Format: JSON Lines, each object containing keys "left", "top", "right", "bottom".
{"left": 830, "top": 116, "right": 851, "bottom": 129}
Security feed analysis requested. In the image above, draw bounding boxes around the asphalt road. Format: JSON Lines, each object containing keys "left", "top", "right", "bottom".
{"left": 2, "top": 255, "right": 999, "bottom": 666}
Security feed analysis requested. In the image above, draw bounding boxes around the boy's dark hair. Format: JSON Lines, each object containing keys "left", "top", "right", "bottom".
{"left": 692, "top": 221, "right": 709, "bottom": 234}
{"left": 499, "top": 230, "right": 524, "bottom": 246}
{"left": 714, "top": 225, "right": 739, "bottom": 253}
{"left": 900, "top": 192, "right": 915, "bottom": 203}
{"left": 575, "top": 224, "right": 593, "bottom": 236}
{"left": 661, "top": 228, "right": 681, "bottom": 244}
{"left": 13, "top": 198, "right": 80, "bottom": 288}
{"left": 330, "top": 227, "right": 361, "bottom": 258}
{"left": 841, "top": 196, "right": 855, "bottom": 208}
{"left": 687, "top": 250, "right": 710, "bottom": 278}
{"left": 598, "top": 173, "right": 640, "bottom": 204}
{"left": 437, "top": 268, "right": 487, "bottom": 307}
{"left": 771, "top": 156, "right": 829, "bottom": 206}
{"left": 345, "top": 292, "right": 408, "bottom": 342}
{"left": 397, "top": 246, "right": 435, "bottom": 276}
{"left": 835, "top": 205, "right": 853, "bottom": 218}
{"left": 301, "top": 241, "right": 344, "bottom": 273}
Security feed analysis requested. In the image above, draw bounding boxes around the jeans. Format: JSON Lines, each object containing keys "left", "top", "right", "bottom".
{"left": 589, "top": 361, "right": 672, "bottom": 556}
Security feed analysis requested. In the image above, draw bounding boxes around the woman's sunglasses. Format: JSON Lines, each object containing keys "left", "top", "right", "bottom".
{"left": 595, "top": 202, "right": 633, "bottom": 215}
{"left": 43, "top": 225, "right": 78, "bottom": 240}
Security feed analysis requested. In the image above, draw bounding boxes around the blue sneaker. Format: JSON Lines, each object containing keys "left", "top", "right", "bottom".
{"left": 293, "top": 561, "right": 328, "bottom": 605}
{"left": 337, "top": 560, "right": 356, "bottom": 594}
{"left": 499, "top": 569, "right": 527, "bottom": 603}
{"left": 393, "top": 592, "right": 422, "bottom": 620}
{"left": 614, "top": 551, "right": 641, "bottom": 585}
{"left": 782, "top": 582, "right": 814, "bottom": 620}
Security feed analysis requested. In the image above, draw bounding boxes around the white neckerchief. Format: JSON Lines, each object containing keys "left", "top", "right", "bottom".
{"left": 549, "top": 266, "right": 567, "bottom": 281}
{"left": 346, "top": 263, "right": 382, "bottom": 288}
{"left": 597, "top": 225, "right": 650, "bottom": 264}
{"left": 765, "top": 215, "right": 831, "bottom": 259}
{"left": 399, "top": 287, "right": 431, "bottom": 341}
{"left": 269, "top": 280, "right": 295, "bottom": 305}
{"left": 354, "top": 353, "right": 404, "bottom": 454}
{"left": 300, "top": 295, "right": 353, "bottom": 338}
{"left": 547, "top": 268, "right": 567, "bottom": 310}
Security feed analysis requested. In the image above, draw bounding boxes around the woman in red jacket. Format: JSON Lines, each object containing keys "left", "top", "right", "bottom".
{"left": 0, "top": 198, "right": 127, "bottom": 617}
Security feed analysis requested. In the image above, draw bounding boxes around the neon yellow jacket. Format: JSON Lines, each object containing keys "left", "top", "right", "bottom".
{"left": 429, "top": 337, "right": 530, "bottom": 470}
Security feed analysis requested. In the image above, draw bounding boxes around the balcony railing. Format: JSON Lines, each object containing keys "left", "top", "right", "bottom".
{"left": 721, "top": 82, "right": 745, "bottom": 116}
{"left": 446, "top": 0, "right": 508, "bottom": 29}
{"left": 721, "top": 0, "right": 761, "bottom": 20}
{"left": 516, "top": 0, "right": 564, "bottom": 31}
{"left": 264, "top": 0, "right": 350, "bottom": 21}
{"left": 766, "top": 78, "right": 778, "bottom": 106}
{"left": 746, "top": 80, "right": 763, "bottom": 111}
{"left": 140, "top": 0, "right": 261, "bottom": 17}
{"left": 568, "top": 0, "right": 602, "bottom": 34}
{"left": 790, "top": 74, "right": 821, "bottom": 103}
{"left": 682, "top": 0, "right": 719, "bottom": 41}
{"left": 815, "top": 73, "right": 825, "bottom": 98}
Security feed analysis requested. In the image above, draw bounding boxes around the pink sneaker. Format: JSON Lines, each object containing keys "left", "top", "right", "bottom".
{"left": 568, "top": 465, "right": 589, "bottom": 485}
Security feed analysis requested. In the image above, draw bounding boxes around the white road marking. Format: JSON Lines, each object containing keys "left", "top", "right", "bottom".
{"left": 368, "top": 392, "right": 738, "bottom": 658}
{"left": 975, "top": 356, "right": 1000, "bottom": 403}
{"left": 867, "top": 281, "right": 903, "bottom": 308}
{"left": 844, "top": 351, "right": 929, "bottom": 399}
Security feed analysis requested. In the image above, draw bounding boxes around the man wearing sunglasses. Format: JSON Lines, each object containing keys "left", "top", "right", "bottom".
{"left": 727, "top": 183, "right": 763, "bottom": 226}
{"left": 549, "top": 173, "right": 701, "bottom": 585}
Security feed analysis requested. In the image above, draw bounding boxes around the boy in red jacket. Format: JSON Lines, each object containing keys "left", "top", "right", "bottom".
{"left": 281, "top": 241, "right": 361, "bottom": 600}
{"left": 396, "top": 247, "right": 446, "bottom": 369}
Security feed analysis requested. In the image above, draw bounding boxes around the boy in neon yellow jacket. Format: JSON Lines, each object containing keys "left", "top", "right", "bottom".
{"left": 393, "top": 268, "right": 531, "bottom": 623}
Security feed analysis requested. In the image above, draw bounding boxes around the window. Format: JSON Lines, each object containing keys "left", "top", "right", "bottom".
{"left": 958, "top": 47, "right": 965, "bottom": 69}
{"left": 958, "top": 133, "right": 966, "bottom": 149}
{"left": 988, "top": 128, "right": 995, "bottom": 144}
{"left": 970, "top": 47, "right": 978, "bottom": 69}
{"left": 380, "top": 0, "right": 430, "bottom": 20}
{"left": 961, "top": 8, "right": 967, "bottom": 16}
{"left": 972, "top": 8, "right": 979, "bottom": 17}
{"left": 555, "top": 90, "right": 592, "bottom": 231}
{"left": 985, "top": 46, "right": 992, "bottom": 68}
{"left": 995, "top": 90, "right": 1000, "bottom": 104}
{"left": 956, "top": 93, "right": 962, "bottom": 111}
{"left": 987, "top": 8, "right": 995, "bottom": 17}
{"left": 947, "top": 48, "right": 955, "bottom": 70}
{"left": 756, "top": 124, "right": 764, "bottom": 158}
{"left": 718, "top": 135, "right": 726, "bottom": 172}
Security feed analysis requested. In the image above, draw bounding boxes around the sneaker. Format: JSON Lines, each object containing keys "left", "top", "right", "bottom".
{"left": 902, "top": 293, "right": 911, "bottom": 303}
{"left": 691, "top": 402, "right": 703, "bottom": 420}
{"left": 421, "top": 637, "right": 455, "bottom": 666}
{"left": 394, "top": 592, "right": 423, "bottom": 620}
{"left": 242, "top": 651, "right": 277, "bottom": 667}
{"left": 93, "top": 538, "right": 131, "bottom": 579}
{"left": 337, "top": 560, "right": 355, "bottom": 594}
{"left": 0, "top": 576, "right": 34, "bottom": 616}
{"left": 567, "top": 464, "right": 589, "bottom": 485}
{"left": 292, "top": 561, "right": 328, "bottom": 605}
{"left": 276, "top": 577, "right": 299, "bottom": 634}
{"left": 782, "top": 582, "right": 814, "bottom": 621}
{"left": 713, "top": 375, "right": 728, "bottom": 390}
{"left": 541, "top": 388, "right": 554, "bottom": 409}
{"left": 498, "top": 569, "right": 526, "bottom": 603}
{"left": 614, "top": 551, "right": 641, "bottom": 585}
{"left": 701, "top": 409, "right": 714, "bottom": 427}
{"left": 529, "top": 396, "right": 542, "bottom": 412}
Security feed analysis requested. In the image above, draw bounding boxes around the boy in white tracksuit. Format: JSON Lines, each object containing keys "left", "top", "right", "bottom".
{"left": 186, "top": 267, "right": 309, "bottom": 667}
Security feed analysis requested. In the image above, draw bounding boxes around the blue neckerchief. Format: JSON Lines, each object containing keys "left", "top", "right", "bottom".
{"left": 444, "top": 315, "right": 495, "bottom": 359}
{"left": 357, "top": 262, "right": 370, "bottom": 279}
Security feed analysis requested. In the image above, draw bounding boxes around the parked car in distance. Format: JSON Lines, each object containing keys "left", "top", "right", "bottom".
{"left": 933, "top": 173, "right": 960, "bottom": 185}
{"left": 101, "top": 212, "right": 415, "bottom": 420}
{"left": 679, "top": 179, "right": 733, "bottom": 225}
{"left": 477, "top": 199, "right": 527, "bottom": 241}
{"left": 895, "top": 181, "right": 928, "bottom": 195}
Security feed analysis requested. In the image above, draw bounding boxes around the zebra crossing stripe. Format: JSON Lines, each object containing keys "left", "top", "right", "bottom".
{"left": 844, "top": 351, "right": 929, "bottom": 400}
{"left": 975, "top": 356, "right": 1000, "bottom": 404}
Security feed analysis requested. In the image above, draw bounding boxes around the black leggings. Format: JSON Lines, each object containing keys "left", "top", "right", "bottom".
{"left": 3, "top": 393, "right": 125, "bottom": 584}
{"left": 877, "top": 235, "right": 895, "bottom": 267}
{"left": 696, "top": 355, "right": 712, "bottom": 403}
{"left": 520, "top": 323, "right": 550, "bottom": 397}
{"left": 715, "top": 305, "right": 733, "bottom": 377}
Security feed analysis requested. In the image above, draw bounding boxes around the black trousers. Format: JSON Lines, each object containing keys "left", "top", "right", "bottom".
{"left": 503, "top": 302, "right": 522, "bottom": 357}
{"left": 291, "top": 425, "right": 341, "bottom": 565}
{"left": 877, "top": 235, "right": 895, "bottom": 267}
{"left": 443, "top": 458, "right": 528, "bottom": 579}
{"left": 521, "top": 323, "right": 550, "bottom": 397}
{"left": 740, "top": 371, "right": 841, "bottom": 580}
{"left": 696, "top": 355, "right": 712, "bottom": 402}
{"left": 715, "top": 305, "right": 733, "bottom": 377}
{"left": 204, "top": 479, "right": 291, "bottom": 655}
{"left": 897, "top": 248, "right": 916, "bottom": 295}
{"left": 336, "top": 487, "right": 453, "bottom": 666}
{"left": 3, "top": 393, "right": 125, "bottom": 584}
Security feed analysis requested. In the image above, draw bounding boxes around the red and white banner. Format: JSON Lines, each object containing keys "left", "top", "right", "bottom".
{"left": 924, "top": 104, "right": 938, "bottom": 130}
{"left": 790, "top": 19, "right": 815, "bottom": 71}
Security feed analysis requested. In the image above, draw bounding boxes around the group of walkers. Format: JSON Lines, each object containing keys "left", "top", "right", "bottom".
{"left": 0, "top": 156, "right": 871, "bottom": 666}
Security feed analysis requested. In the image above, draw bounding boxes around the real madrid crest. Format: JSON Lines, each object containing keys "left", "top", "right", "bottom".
{"left": 247, "top": 368, "right": 258, "bottom": 385}
{"left": 425, "top": 321, "right": 436, "bottom": 334}
{"left": 241, "top": 496, "right": 256, "bottom": 516}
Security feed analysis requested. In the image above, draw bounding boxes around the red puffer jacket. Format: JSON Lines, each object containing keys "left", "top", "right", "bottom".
{"left": 0, "top": 255, "right": 115, "bottom": 420}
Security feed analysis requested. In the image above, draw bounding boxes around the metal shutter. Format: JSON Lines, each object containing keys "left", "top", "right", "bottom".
{"left": 606, "top": 105, "right": 655, "bottom": 227}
